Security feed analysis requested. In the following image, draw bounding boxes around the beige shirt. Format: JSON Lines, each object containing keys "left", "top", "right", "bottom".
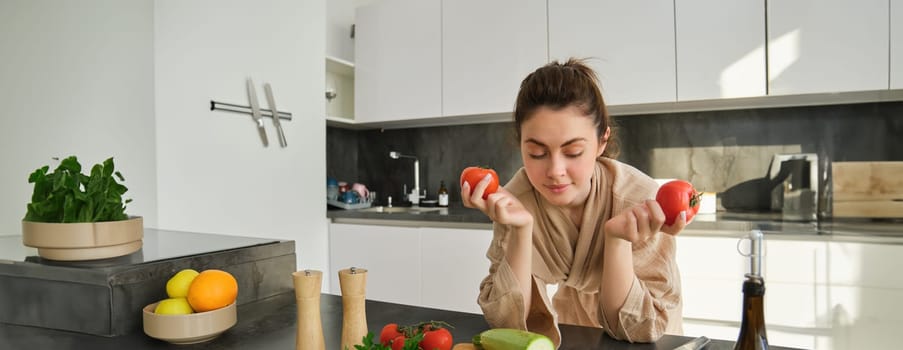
{"left": 477, "top": 158, "right": 683, "bottom": 346}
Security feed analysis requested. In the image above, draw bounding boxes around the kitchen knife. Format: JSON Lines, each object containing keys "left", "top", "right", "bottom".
{"left": 264, "top": 83, "right": 287, "bottom": 148}
{"left": 673, "top": 336, "right": 710, "bottom": 350}
{"left": 246, "top": 78, "right": 269, "bottom": 147}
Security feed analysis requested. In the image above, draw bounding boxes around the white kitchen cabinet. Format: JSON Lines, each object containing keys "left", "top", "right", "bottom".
{"left": 548, "top": 0, "right": 676, "bottom": 105}
{"left": 420, "top": 227, "right": 493, "bottom": 314}
{"left": 354, "top": 0, "right": 441, "bottom": 123}
{"left": 822, "top": 241, "right": 903, "bottom": 350}
{"left": 676, "top": 236, "right": 746, "bottom": 322}
{"left": 892, "top": 0, "right": 902, "bottom": 89}
{"left": 329, "top": 223, "right": 493, "bottom": 313}
{"left": 441, "top": 0, "right": 547, "bottom": 117}
{"left": 679, "top": 234, "right": 903, "bottom": 348}
{"left": 767, "top": 0, "right": 889, "bottom": 95}
{"left": 827, "top": 241, "right": 903, "bottom": 289}
{"left": 329, "top": 223, "right": 422, "bottom": 306}
{"left": 676, "top": 0, "right": 766, "bottom": 101}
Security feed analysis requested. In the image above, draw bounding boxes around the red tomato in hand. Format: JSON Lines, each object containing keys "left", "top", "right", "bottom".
{"left": 460, "top": 166, "right": 499, "bottom": 200}
{"left": 419, "top": 327, "right": 453, "bottom": 350}
{"left": 380, "top": 323, "right": 403, "bottom": 345}
{"left": 390, "top": 335, "right": 407, "bottom": 350}
{"left": 655, "top": 180, "right": 701, "bottom": 225}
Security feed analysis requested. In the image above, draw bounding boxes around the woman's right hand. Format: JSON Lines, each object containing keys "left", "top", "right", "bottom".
{"left": 462, "top": 174, "right": 534, "bottom": 228}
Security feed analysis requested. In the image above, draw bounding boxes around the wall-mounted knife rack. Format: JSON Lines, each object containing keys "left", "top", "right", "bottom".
{"left": 210, "top": 100, "right": 292, "bottom": 121}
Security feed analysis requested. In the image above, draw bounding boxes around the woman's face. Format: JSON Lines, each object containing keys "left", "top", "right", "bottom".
{"left": 520, "top": 106, "right": 606, "bottom": 209}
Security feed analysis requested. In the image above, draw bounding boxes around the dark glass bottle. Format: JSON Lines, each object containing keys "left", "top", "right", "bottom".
{"left": 437, "top": 180, "right": 449, "bottom": 207}
{"left": 734, "top": 277, "right": 768, "bottom": 350}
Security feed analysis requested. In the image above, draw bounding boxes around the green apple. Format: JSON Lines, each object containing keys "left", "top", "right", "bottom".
{"left": 154, "top": 297, "right": 194, "bottom": 315}
{"left": 166, "top": 269, "right": 199, "bottom": 298}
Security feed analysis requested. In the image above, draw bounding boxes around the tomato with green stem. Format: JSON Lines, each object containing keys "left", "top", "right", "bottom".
{"left": 655, "top": 180, "right": 701, "bottom": 225}
{"left": 380, "top": 323, "right": 403, "bottom": 345}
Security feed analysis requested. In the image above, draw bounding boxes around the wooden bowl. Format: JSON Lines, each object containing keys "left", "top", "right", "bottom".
{"left": 142, "top": 301, "right": 237, "bottom": 344}
{"left": 21, "top": 216, "right": 143, "bottom": 261}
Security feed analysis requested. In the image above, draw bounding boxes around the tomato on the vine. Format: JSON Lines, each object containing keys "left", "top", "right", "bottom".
{"left": 390, "top": 335, "right": 407, "bottom": 350}
{"left": 380, "top": 323, "right": 403, "bottom": 346}
{"left": 460, "top": 166, "right": 499, "bottom": 200}
{"left": 655, "top": 180, "right": 701, "bottom": 225}
{"left": 420, "top": 326, "right": 453, "bottom": 350}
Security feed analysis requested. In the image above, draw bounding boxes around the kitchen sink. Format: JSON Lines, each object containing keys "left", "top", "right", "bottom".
{"left": 358, "top": 206, "right": 443, "bottom": 214}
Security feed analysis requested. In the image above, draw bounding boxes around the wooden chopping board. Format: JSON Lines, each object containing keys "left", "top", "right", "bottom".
{"left": 832, "top": 161, "right": 903, "bottom": 218}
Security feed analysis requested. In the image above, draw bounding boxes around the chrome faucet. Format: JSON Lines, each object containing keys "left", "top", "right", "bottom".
{"left": 389, "top": 151, "right": 419, "bottom": 204}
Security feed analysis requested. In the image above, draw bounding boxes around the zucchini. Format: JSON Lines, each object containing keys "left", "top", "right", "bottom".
{"left": 472, "top": 328, "right": 554, "bottom": 350}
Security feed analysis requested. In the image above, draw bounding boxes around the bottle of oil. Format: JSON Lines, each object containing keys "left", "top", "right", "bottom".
{"left": 438, "top": 180, "right": 449, "bottom": 207}
{"left": 734, "top": 230, "right": 768, "bottom": 350}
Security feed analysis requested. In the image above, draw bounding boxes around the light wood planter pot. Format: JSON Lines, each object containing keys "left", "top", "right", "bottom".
{"left": 21, "top": 216, "right": 144, "bottom": 261}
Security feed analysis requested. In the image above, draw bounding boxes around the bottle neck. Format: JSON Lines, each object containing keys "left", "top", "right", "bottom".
{"left": 737, "top": 279, "right": 768, "bottom": 348}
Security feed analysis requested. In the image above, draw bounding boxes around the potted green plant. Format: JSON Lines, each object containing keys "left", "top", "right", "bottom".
{"left": 21, "top": 156, "right": 143, "bottom": 261}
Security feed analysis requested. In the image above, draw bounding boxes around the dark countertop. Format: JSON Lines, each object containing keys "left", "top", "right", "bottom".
{"left": 328, "top": 202, "right": 491, "bottom": 225}
{"left": 0, "top": 292, "right": 799, "bottom": 350}
{"left": 328, "top": 203, "right": 903, "bottom": 242}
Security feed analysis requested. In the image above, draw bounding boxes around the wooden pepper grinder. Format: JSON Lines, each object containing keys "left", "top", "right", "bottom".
{"left": 339, "top": 267, "right": 368, "bottom": 349}
{"left": 292, "top": 269, "right": 325, "bottom": 350}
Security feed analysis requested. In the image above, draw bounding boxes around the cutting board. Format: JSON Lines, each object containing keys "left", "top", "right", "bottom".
{"left": 832, "top": 161, "right": 903, "bottom": 218}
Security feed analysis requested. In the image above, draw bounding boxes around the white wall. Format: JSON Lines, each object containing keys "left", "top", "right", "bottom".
{"left": 0, "top": 0, "right": 158, "bottom": 234}
{"left": 154, "top": 0, "right": 329, "bottom": 284}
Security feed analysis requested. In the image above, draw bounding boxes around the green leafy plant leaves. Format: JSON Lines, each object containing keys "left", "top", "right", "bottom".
{"left": 24, "top": 156, "right": 132, "bottom": 223}
{"left": 352, "top": 332, "right": 425, "bottom": 350}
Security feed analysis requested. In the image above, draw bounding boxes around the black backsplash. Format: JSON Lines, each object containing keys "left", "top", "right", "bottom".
{"left": 327, "top": 101, "right": 903, "bottom": 205}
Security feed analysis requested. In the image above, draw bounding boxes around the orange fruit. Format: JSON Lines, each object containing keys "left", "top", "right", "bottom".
{"left": 186, "top": 269, "right": 238, "bottom": 312}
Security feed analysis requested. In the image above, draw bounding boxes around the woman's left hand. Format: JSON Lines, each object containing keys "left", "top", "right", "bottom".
{"left": 604, "top": 200, "right": 688, "bottom": 244}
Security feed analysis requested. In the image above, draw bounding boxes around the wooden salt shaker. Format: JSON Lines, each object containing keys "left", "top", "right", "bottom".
{"left": 338, "top": 267, "right": 368, "bottom": 349}
{"left": 292, "top": 269, "right": 325, "bottom": 350}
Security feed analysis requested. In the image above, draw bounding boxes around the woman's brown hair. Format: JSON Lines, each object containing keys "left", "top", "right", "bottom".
{"left": 513, "top": 58, "right": 619, "bottom": 158}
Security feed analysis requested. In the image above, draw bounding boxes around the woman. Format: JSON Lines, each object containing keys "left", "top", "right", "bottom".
{"left": 462, "top": 58, "right": 687, "bottom": 345}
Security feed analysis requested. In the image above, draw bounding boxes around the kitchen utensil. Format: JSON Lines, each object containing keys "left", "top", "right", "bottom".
{"left": 672, "top": 336, "right": 710, "bottom": 350}
{"left": 341, "top": 191, "right": 359, "bottom": 204}
{"left": 246, "top": 78, "right": 269, "bottom": 147}
{"left": 338, "top": 267, "right": 368, "bottom": 350}
{"left": 351, "top": 183, "right": 369, "bottom": 200}
{"left": 264, "top": 83, "right": 287, "bottom": 148}
{"left": 720, "top": 177, "right": 774, "bottom": 211}
{"left": 292, "top": 270, "right": 325, "bottom": 350}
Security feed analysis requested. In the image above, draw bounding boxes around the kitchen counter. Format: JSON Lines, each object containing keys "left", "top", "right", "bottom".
{"left": 0, "top": 230, "right": 295, "bottom": 336}
{"left": 327, "top": 202, "right": 491, "bottom": 226}
{"left": 0, "top": 292, "right": 799, "bottom": 350}
{"left": 328, "top": 204, "right": 903, "bottom": 244}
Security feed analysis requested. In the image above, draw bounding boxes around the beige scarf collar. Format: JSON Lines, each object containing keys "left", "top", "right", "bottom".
{"left": 512, "top": 160, "right": 613, "bottom": 292}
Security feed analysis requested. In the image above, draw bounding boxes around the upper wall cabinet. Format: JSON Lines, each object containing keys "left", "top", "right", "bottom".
{"left": 354, "top": 0, "right": 441, "bottom": 123}
{"left": 676, "top": 0, "right": 766, "bottom": 101}
{"left": 768, "top": 0, "right": 889, "bottom": 95}
{"left": 441, "top": 0, "right": 547, "bottom": 117}
{"left": 892, "top": 0, "right": 902, "bottom": 89}
{"left": 549, "top": 0, "right": 676, "bottom": 105}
